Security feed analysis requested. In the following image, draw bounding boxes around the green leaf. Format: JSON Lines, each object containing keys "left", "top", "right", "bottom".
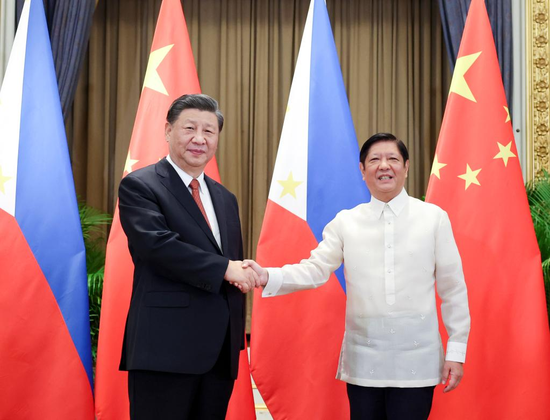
{"left": 79, "top": 201, "right": 112, "bottom": 372}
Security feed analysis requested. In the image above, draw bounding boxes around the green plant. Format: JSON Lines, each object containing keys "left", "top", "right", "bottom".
{"left": 79, "top": 202, "right": 112, "bottom": 367}
{"left": 525, "top": 171, "right": 550, "bottom": 324}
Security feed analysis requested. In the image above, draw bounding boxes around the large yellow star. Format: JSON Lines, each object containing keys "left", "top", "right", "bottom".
{"left": 124, "top": 152, "right": 139, "bottom": 174}
{"left": 0, "top": 166, "right": 12, "bottom": 194}
{"left": 142, "top": 44, "right": 174, "bottom": 95}
{"left": 277, "top": 172, "right": 303, "bottom": 199}
{"left": 449, "top": 51, "right": 482, "bottom": 102}
{"left": 430, "top": 154, "right": 447, "bottom": 179}
{"left": 493, "top": 141, "right": 516, "bottom": 167}
{"left": 503, "top": 106, "right": 511, "bottom": 123}
{"left": 458, "top": 164, "right": 482, "bottom": 190}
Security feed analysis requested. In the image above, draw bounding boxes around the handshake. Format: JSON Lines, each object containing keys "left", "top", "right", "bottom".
{"left": 224, "top": 259, "right": 268, "bottom": 293}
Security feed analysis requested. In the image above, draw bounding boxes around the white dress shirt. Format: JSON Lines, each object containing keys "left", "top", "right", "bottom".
{"left": 263, "top": 188, "right": 470, "bottom": 387}
{"left": 166, "top": 155, "right": 222, "bottom": 250}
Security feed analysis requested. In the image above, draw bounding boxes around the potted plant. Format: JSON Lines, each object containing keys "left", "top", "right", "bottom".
{"left": 526, "top": 171, "right": 550, "bottom": 324}
{"left": 79, "top": 202, "right": 112, "bottom": 367}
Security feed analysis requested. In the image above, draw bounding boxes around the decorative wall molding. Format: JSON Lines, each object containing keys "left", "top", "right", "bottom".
{"left": 527, "top": 0, "right": 550, "bottom": 179}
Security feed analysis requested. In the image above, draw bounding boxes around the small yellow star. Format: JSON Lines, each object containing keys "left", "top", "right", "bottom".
{"left": 277, "top": 172, "right": 303, "bottom": 199}
{"left": 458, "top": 164, "right": 482, "bottom": 190}
{"left": 430, "top": 154, "right": 447, "bottom": 179}
{"left": 503, "top": 106, "right": 511, "bottom": 123}
{"left": 143, "top": 44, "right": 174, "bottom": 95}
{"left": 0, "top": 165, "right": 12, "bottom": 194}
{"left": 124, "top": 152, "right": 139, "bottom": 174}
{"left": 449, "top": 51, "right": 482, "bottom": 102}
{"left": 493, "top": 141, "right": 516, "bottom": 167}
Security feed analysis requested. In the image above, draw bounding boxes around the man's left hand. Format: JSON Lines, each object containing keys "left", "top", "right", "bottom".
{"left": 441, "top": 361, "right": 463, "bottom": 393}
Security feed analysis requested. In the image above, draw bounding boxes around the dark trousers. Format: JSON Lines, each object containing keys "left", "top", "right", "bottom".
{"left": 347, "top": 384, "right": 435, "bottom": 420}
{"left": 128, "top": 334, "right": 234, "bottom": 420}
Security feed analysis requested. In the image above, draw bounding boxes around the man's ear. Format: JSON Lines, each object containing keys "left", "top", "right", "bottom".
{"left": 165, "top": 122, "right": 172, "bottom": 140}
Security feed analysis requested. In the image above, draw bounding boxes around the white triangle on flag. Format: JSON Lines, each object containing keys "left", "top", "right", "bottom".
{"left": 267, "top": 1, "right": 315, "bottom": 222}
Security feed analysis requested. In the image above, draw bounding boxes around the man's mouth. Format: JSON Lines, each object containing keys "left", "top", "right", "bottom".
{"left": 378, "top": 175, "right": 393, "bottom": 180}
{"left": 188, "top": 149, "right": 205, "bottom": 155}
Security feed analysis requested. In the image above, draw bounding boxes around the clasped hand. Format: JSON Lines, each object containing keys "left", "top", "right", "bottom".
{"left": 224, "top": 260, "right": 268, "bottom": 293}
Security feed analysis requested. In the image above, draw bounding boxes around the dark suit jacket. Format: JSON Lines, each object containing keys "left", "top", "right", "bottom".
{"left": 118, "top": 158, "right": 245, "bottom": 379}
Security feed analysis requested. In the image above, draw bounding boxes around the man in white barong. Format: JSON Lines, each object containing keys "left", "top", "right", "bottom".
{"left": 245, "top": 133, "right": 470, "bottom": 420}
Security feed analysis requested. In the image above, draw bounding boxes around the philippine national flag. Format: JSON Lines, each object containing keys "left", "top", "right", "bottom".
{"left": 250, "top": 0, "right": 370, "bottom": 418}
{"left": 0, "top": 0, "right": 94, "bottom": 419}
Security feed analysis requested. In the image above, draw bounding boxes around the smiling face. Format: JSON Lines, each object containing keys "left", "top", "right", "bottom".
{"left": 360, "top": 140, "right": 409, "bottom": 202}
{"left": 165, "top": 108, "right": 219, "bottom": 177}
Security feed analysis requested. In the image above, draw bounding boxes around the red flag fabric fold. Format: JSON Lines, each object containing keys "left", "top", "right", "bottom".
{"left": 426, "top": 0, "right": 550, "bottom": 418}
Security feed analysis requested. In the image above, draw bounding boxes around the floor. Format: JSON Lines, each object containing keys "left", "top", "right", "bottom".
{"left": 252, "top": 373, "right": 273, "bottom": 419}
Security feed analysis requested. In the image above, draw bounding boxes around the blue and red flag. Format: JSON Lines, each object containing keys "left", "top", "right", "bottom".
{"left": 250, "top": 0, "right": 370, "bottom": 418}
{"left": 0, "top": 0, "right": 94, "bottom": 418}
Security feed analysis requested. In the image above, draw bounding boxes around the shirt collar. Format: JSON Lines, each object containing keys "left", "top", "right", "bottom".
{"left": 166, "top": 155, "right": 206, "bottom": 191}
{"left": 370, "top": 188, "right": 408, "bottom": 219}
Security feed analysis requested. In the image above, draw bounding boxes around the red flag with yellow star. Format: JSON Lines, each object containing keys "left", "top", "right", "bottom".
{"left": 426, "top": 0, "right": 550, "bottom": 418}
{"left": 94, "top": 0, "right": 255, "bottom": 418}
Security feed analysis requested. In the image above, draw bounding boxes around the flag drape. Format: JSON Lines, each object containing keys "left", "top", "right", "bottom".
{"left": 426, "top": 0, "right": 550, "bottom": 418}
{"left": 0, "top": 0, "right": 94, "bottom": 418}
{"left": 94, "top": 0, "right": 254, "bottom": 418}
{"left": 250, "top": 1, "right": 370, "bottom": 418}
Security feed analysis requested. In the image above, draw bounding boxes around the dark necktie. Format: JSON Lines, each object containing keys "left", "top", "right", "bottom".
{"left": 190, "top": 179, "right": 211, "bottom": 229}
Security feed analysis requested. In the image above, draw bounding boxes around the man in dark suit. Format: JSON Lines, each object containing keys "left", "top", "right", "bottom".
{"left": 118, "top": 94, "right": 257, "bottom": 419}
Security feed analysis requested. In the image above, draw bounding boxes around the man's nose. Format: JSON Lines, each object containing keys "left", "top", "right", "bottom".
{"left": 379, "top": 158, "right": 390, "bottom": 168}
{"left": 193, "top": 131, "right": 206, "bottom": 144}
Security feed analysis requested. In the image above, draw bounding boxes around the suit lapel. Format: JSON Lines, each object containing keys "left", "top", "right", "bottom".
{"left": 205, "top": 176, "right": 229, "bottom": 256}
{"left": 156, "top": 159, "right": 221, "bottom": 253}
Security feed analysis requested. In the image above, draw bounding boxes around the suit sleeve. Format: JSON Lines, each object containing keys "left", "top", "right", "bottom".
{"left": 118, "top": 173, "right": 229, "bottom": 294}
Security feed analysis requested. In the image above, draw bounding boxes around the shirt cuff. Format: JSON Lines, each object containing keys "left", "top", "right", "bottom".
{"left": 445, "top": 341, "right": 467, "bottom": 363}
{"left": 262, "top": 268, "right": 283, "bottom": 297}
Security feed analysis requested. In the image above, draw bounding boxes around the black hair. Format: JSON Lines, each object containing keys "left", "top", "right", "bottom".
{"left": 166, "top": 93, "right": 224, "bottom": 132}
{"left": 359, "top": 132, "right": 409, "bottom": 164}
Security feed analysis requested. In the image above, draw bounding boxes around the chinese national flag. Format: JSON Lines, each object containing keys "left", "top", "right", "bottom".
{"left": 94, "top": 0, "right": 255, "bottom": 418}
{"left": 426, "top": 0, "right": 550, "bottom": 418}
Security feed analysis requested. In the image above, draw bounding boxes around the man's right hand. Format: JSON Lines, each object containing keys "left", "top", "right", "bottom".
{"left": 242, "top": 259, "right": 269, "bottom": 287}
{"left": 224, "top": 260, "right": 258, "bottom": 293}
